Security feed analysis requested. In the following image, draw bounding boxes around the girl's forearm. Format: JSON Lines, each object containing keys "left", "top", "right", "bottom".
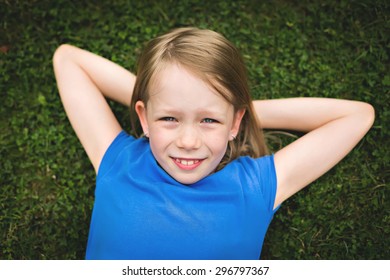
{"left": 254, "top": 98, "right": 375, "bottom": 132}
{"left": 259, "top": 97, "right": 375, "bottom": 207}
{"left": 53, "top": 44, "right": 136, "bottom": 106}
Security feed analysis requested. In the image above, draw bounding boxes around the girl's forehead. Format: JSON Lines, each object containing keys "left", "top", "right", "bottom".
{"left": 150, "top": 63, "right": 204, "bottom": 91}
{"left": 147, "top": 64, "right": 234, "bottom": 114}
{"left": 149, "top": 63, "right": 226, "bottom": 100}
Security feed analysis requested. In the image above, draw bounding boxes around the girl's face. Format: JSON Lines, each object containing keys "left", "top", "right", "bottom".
{"left": 136, "top": 63, "right": 245, "bottom": 185}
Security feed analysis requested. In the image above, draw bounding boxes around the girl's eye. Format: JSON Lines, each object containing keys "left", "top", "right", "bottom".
{"left": 160, "top": 117, "right": 177, "bottom": 122}
{"left": 202, "top": 118, "right": 218, "bottom": 124}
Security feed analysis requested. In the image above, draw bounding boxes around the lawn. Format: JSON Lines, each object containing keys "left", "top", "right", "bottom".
{"left": 1, "top": 0, "right": 388, "bottom": 259}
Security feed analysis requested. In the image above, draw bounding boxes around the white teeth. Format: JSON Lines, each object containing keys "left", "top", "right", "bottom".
{"left": 175, "top": 159, "right": 199, "bottom": 166}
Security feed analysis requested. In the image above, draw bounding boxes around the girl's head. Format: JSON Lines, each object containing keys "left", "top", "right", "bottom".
{"left": 130, "top": 27, "right": 268, "bottom": 183}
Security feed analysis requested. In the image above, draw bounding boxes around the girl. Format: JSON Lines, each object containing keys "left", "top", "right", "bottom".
{"left": 53, "top": 27, "right": 375, "bottom": 260}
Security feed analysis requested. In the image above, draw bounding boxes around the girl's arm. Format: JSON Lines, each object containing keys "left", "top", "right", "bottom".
{"left": 53, "top": 44, "right": 136, "bottom": 172}
{"left": 253, "top": 98, "right": 375, "bottom": 208}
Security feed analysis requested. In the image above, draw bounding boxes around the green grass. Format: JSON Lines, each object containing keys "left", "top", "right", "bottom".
{"left": 1, "top": 0, "right": 389, "bottom": 259}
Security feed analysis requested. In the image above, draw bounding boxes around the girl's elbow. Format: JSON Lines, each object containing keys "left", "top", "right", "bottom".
{"left": 357, "top": 102, "right": 375, "bottom": 131}
{"left": 52, "top": 44, "right": 74, "bottom": 67}
{"left": 364, "top": 102, "right": 375, "bottom": 126}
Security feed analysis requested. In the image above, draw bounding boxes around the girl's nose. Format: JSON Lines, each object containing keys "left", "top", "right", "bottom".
{"left": 176, "top": 125, "right": 202, "bottom": 150}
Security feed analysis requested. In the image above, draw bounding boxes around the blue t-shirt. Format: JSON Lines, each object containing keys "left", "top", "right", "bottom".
{"left": 86, "top": 131, "right": 278, "bottom": 260}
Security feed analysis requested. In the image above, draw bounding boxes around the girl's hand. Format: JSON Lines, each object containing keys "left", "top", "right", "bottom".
{"left": 254, "top": 98, "right": 375, "bottom": 209}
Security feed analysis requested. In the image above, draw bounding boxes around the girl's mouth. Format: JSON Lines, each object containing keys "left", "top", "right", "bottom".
{"left": 172, "top": 157, "right": 203, "bottom": 170}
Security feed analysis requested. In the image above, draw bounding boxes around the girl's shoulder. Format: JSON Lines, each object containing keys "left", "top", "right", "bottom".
{"left": 231, "top": 155, "right": 278, "bottom": 210}
{"left": 234, "top": 154, "right": 276, "bottom": 181}
{"left": 97, "top": 130, "right": 148, "bottom": 178}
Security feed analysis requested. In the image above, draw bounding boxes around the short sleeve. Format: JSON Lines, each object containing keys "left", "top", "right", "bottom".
{"left": 97, "top": 131, "right": 135, "bottom": 179}
{"left": 254, "top": 154, "right": 279, "bottom": 213}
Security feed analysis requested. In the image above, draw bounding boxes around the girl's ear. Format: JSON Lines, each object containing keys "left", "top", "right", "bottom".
{"left": 135, "top": 101, "right": 149, "bottom": 136}
{"left": 230, "top": 109, "right": 246, "bottom": 139}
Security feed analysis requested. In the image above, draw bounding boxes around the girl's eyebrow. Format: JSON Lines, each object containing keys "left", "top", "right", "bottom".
{"left": 196, "top": 108, "right": 227, "bottom": 117}
{"left": 155, "top": 108, "right": 182, "bottom": 116}
{"left": 155, "top": 106, "right": 227, "bottom": 117}
{"left": 152, "top": 109, "right": 227, "bottom": 123}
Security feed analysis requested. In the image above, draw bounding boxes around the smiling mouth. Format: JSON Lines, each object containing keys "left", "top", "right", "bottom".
{"left": 172, "top": 157, "right": 204, "bottom": 170}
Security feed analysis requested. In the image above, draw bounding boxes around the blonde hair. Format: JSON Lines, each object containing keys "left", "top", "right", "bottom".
{"left": 130, "top": 27, "right": 268, "bottom": 169}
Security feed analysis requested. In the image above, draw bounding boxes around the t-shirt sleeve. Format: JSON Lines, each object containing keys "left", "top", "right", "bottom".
{"left": 97, "top": 130, "right": 135, "bottom": 179}
{"left": 254, "top": 154, "right": 279, "bottom": 214}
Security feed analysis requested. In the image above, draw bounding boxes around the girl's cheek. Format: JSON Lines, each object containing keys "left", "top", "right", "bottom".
{"left": 207, "top": 135, "right": 229, "bottom": 151}
{"left": 150, "top": 129, "right": 174, "bottom": 144}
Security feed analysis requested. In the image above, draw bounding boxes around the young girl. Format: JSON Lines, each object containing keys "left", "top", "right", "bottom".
{"left": 53, "top": 27, "right": 375, "bottom": 260}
